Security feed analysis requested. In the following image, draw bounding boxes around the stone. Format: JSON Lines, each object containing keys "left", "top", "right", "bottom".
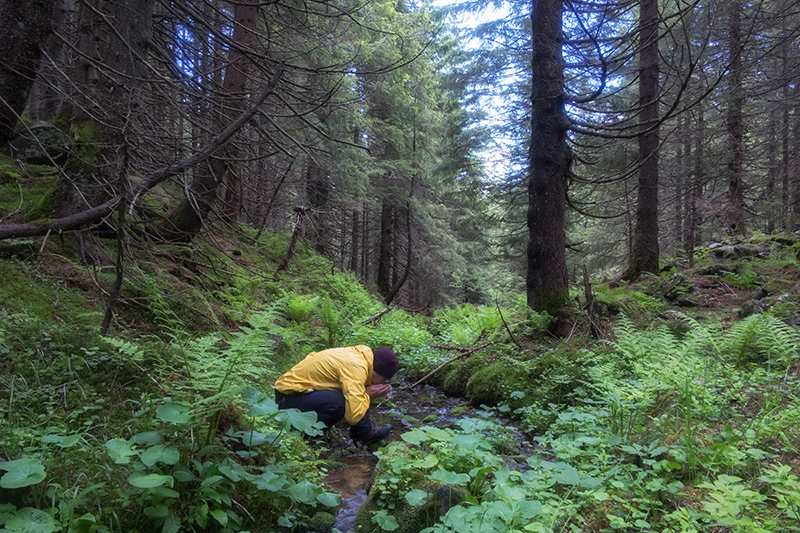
{"left": 713, "top": 246, "right": 736, "bottom": 259}
{"left": 5, "top": 122, "right": 70, "bottom": 165}
{"left": 739, "top": 299, "right": 766, "bottom": 318}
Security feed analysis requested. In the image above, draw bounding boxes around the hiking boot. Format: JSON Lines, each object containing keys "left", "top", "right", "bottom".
{"left": 354, "top": 424, "right": 392, "bottom": 447}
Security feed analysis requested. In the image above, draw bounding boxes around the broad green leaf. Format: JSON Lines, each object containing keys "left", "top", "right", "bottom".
{"left": 549, "top": 463, "right": 581, "bottom": 486}
{"left": 252, "top": 469, "right": 287, "bottom": 492}
{"left": 243, "top": 388, "right": 279, "bottom": 417}
{"left": 239, "top": 430, "right": 269, "bottom": 447}
{"left": 105, "top": 439, "right": 137, "bottom": 464}
{"left": 210, "top": 509, "right": 228, "bottom": 526}
{"left": 149, "top": 485, "right": 180, "bottom": 498}
{"left": 317, "top": 492, "right": 341, "bottom": 507}
{"left": 156, "top": 403, "right": 192, "bottom": 424}
{"left": 425, "top": 428, "right": 452, "bottom": 442}
{"left": 451, "top": 434, "right": 488, "bottom": 450}
{"left": 219, "top": 461, "right": 251, "bottom": 482}
{"left": 0, "top": 458, "right": 46, "bottom": 489}
{"left": 279, "top": 409, "right": 321, "bottom": 435}
{"left": 429, "top": 469, "right": 470, "bottom": 486}
{"left": 133, "top": 431, "right": 162, "bottom": 446}
{"left": 485, "top": 501, "right": 515, "bottom": 522}
{"left": 516, "top": 500, "right": 542, "bottom": 519}
{"left": 41, "top": 434, "right": 82, "bottom": 448}
{"left": 144, "top": 505, "right": 169, "bottom": 519}
{"left": 372, "top": 510, "right": 399, "bottom": 531}
{"left": 70, "top": 513, "right": 98, "bottom": 533}
{"left": 163, "top": 510, "right": 180, "bottom": 533}
{"left": 412, "top": 454, "right": 438, "bottom": 469}
{"left": 400, "top": 429, "right": 428, "bottom": 445}
{"left": 5, "top": 507, "right": 56, "bottom": 533}
{"left": 140, "top": 445, "right": 180, "bottom": 468}
{"left": 493, "top": 484, "right": 525, "bottom": 502}
{"left": 288, "top": 480, "right": 318, "bottom": 503}
{"left": 405, "top": 489, "right": 429, "bottom": 506}
{"left": 173, "top": 464, "right": 194, "bottom": 482}
{"left": 128, "top": 472, "right": 174, "bottom": 489}
{"left": 200, "top": 475, "right": 225, "bottom": 488}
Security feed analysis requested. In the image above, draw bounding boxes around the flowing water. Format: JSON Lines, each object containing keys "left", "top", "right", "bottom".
{"left": 324, "top": 454, "right": 378, "bottom": 532}
{"left": 322, "top": 382, "right": 535, "bottom": 532}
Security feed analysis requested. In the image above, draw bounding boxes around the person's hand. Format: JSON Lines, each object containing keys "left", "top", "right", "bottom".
{"left": 366, "top": 383, "right": 392, "bottom": 400}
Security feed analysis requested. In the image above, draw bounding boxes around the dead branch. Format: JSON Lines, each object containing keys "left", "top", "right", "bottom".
{"left": 406, "top": 342, "right": 491, "bottom": 390}
{"left": 496, "top": 298, "right": 521, "bottom": 348}
{"left": 361, "top": 306, "right": 393, "bottom": 324}
{"left": 0, "top": 65, "right": 284, "bottom": 242}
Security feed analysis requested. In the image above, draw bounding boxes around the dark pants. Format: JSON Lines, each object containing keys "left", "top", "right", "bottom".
{"left": 275, "top": 389, "right": 373, "bottom": 441}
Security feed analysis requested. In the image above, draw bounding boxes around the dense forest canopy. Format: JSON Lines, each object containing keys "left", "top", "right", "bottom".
{"left": 1, "top": 0, "right": 799, "bottom": 316}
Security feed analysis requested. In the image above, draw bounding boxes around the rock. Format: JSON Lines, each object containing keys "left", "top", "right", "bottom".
{"left": 5, "top": 122, "right": 70, "bottom": 165}
{"left": 708, "top": 242, "right": 724, "bottom": 249}
{"left": 436, "top": 485, "right": 466, "bottom": 517}
{"left": 734, "top": 243, "right": 765, "bottom": 257}
{"left": 676, "top": 296, "right": 699, "bottom": 307}
{"left": 713, "top": 246, "right": 736, "bottom": 259}
{"left": 739, "top": 299, "right": 766, "bottom": 318}
{"left": 753, "top": 288, "right": 768, "bottom": 300}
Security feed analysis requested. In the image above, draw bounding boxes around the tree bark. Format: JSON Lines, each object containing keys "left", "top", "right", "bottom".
{"left": 624, "top": 0, "right": 660, "bottom": 280}
{"left": 726, "top": 0, "right": 745, "bottom": 235}
{"left": 377, "top": 201, "right": 394, "bottom": 297}
{"left": 526, "top": 0, "right": 570, "bottom": 317}
{"left": 0, "top": 0, "right": 57, "bottom": 146}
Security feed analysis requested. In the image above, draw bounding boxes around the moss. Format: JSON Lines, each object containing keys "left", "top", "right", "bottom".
{"left": 68, "top": 120, "right": 103, "bottom": 170}
{"left": 0, "top": 156, "right": 22, "bottom": 185}
{"left": 0, "top": 261, "right": 98, "bottom": 324}
{"left": 123, "top": 263, "right": 220, "bottom": 333}
{"left": 26, "top": 184, "right": 59, "bottom": 220}
{"left": 305, "top": 511, "right": 336, "bottom": 532}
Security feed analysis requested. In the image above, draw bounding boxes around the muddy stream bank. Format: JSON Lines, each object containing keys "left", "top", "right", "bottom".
{"left": 320, "top": 380, "right": 537, "bottom": 533}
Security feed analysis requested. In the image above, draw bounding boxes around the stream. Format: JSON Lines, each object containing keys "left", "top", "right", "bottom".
{"left": 322, "top": 381, "right": 536, "bottom": 533}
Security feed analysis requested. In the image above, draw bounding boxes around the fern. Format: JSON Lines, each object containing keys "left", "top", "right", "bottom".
{"left": 723, "top": 314, "right": 800, "bottom": 368}
{"left": 720, "top": 263, "right": 759, "bottom": 289}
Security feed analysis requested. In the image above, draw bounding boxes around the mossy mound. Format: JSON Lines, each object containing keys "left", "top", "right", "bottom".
{"left": 124, "top": 262, "right": 220, "bottom": 333}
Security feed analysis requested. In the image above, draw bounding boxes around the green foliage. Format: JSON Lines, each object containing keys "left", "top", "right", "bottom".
{"left": 347, "top": 310, "right": 437, "bottom": 377}
{"left": 593, "top": 283, "right": 668, "bottom": 322}
{"left": 721, "top": 263, "right": 759, "bottom": 289}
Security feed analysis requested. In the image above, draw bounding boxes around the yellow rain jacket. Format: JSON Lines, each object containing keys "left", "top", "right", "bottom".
{"left": 274, "top": 345, "right": 374, "bottom": 425}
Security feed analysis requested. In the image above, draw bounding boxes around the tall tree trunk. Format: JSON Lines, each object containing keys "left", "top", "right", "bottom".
{"left": 726, "top": 0, "right": 745, "bottom": 235}
{"left": 682, "top": 110, "right": 694, "bottom": 263}
{"left": 624, "top": 0, "right": 660, "bottom": 280}
{"left": 164, "top": 2, "right": 258, "bottom": 241}
{"left": 674, "top": 114, "right": 684, "bottom": 255}
{"left": 526, "top": 0, "right": 569, "bottom": 317}
{"left": 350, "top": 207, "right": 360, "bottom": 273}
{"left": 767, "top": 109, "right": 777, "bottom": 233}
{"left": 377, "top": 202, "right": 394, "bottom": 297}
{"left": 0, "top": 0, "right": 57, "bottom": 145}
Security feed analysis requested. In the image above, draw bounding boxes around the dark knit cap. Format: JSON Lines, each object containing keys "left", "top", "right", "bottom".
{"left": 372, "top": 346, "right": 398, "bottom": 379}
